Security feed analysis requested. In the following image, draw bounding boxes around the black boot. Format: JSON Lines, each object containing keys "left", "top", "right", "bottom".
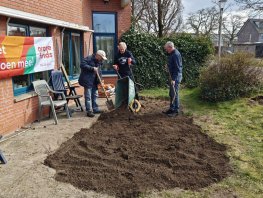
{"left": 167, "top": 110, "right": 179, "bottom": 117}
{"left": 87, "top": 111, "right": 95, "bottom": 117}
{"left": 162, "top": 109, "right": 173, "bottom": 114}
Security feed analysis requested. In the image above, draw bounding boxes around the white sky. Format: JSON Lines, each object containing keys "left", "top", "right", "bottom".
{"left": 181, "top": 0, "right": 251, "bottom": 22}
{"left": 182, "top": 0, "right": 236, "bottom": 16}
{"left": 181, "top": 0, "right": 252, "bottom": 33}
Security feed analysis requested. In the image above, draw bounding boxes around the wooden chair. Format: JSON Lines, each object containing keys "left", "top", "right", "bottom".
{"left": 50, "top": 70, "right": 83, "bottom": 111}
{"left": 60, "top": 64, "right": 81, "bottom": 96}
{"left": 32, "top": 80, "right": 71, "bottom": 125}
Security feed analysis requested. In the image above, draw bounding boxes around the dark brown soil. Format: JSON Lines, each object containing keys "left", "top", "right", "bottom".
{"left": 45, "top": 99, "right": 232, "bottom": 198}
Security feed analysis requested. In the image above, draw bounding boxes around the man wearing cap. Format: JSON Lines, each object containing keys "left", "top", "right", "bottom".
{"left": 113, "top": 42, "right": 136, "bottom": 79}
{"left": 78, "top": 50, "right": 107, "bottom": 117}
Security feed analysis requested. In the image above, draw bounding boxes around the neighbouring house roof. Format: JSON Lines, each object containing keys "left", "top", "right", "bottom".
{"left": 251, "top": 19, "right": 263, "bottom": 33}
{"left": 238, "top": 18, "right": 263, "bottom": 36}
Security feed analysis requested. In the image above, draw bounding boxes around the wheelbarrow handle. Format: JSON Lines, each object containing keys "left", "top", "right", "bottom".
{"left": 112, "top": 65, "right": 122, "bottom": 78}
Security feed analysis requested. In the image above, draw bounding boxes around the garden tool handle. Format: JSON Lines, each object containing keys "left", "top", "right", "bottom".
{"left": 164, "top": 65, "right": 176, "bottom": 104}
{"left": 113, "top": 65, "right": 121, "bottom": 78}
{"left": 96, "top": 72, "right": 110, "bottom": 101}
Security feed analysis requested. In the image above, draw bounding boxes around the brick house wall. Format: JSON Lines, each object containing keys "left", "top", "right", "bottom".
{"left": 0, "top": 0, "right": 131, "bottom": 135}
{"left": 0, "top": 0, "right": 84, "bottom": 25}
{"left": 87, "top": 0, "right": 131, "bottom": 38}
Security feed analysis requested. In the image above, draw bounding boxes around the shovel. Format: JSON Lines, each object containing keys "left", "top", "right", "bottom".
{"left": 164, "top": 65, "right": 177, "bottom": 104}
{"left": 96, "top": 72, "right": 115, "bottom": 110}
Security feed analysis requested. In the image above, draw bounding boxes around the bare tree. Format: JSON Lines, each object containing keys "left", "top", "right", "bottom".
{"left": 222, "top": 14, "right": 245, "bottom": 46}
{"left": 186, "top": 6, "right": 220, "bottom": 36}
{"left": 131, "top": 0, "right": 183, "bottom": 37}
{"left": 235, "top": 0, "right": 263, "bottom": 10}
{"left": 131, "top": 0, "right": 149, "bottom": 23}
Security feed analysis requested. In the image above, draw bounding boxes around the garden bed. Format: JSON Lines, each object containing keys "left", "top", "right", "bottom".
{"left": 45, "top": 99, "right": 232, "bottom": 198}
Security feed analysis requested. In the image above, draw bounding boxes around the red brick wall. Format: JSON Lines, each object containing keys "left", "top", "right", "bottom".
{"left": 86, "top": 0, "right": 131, "bottom": 39}
{"left": 0, "top": 1, "right": 130, "bottom": 135}
{"left": 0, "top": 0, "right": 84, "bottom": 25}
{"left": 0, "top": 18, "right": 39, "bottom": 135}
{"left": 0, "top": 0, "right": 131, "bottom": 35}
{"left": 0, "top": 16, "right": 6, "bottom": 35}
{"left": 82, "top": 0, "right": 131, "bottom": 56}
{"left": 84, "top": 0, "right": 131, "bottom": 84}
{"left": 0, "top": 85, "right": 39, "bottom": 135}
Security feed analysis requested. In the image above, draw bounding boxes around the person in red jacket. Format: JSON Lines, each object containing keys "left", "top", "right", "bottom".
{"left": 113, "top": 42, "right": 136, "bottom": 79}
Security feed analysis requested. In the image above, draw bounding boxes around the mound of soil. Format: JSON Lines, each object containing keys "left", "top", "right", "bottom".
{"left": 45, "top": 100, "right": 232, "bottom": 198}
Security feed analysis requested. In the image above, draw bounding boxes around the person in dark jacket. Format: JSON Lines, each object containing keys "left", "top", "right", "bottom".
{"left": 113, "top": 42, "right": 136, "bottom": 78}
{"left": 163, "top": 41, "right": 183, "bottom": 117}
{"left": 78, "top": 50, "right": 107, "bottom": 117}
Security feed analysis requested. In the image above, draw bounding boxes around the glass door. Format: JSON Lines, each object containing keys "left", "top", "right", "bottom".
{"left": 72, "top": 33, "right": 81, "bottom": 78}
{"left": 62, "top": 33, "right": 70, "bottom": 75}
{"left": 94, "top": 35, "right": 115, "bottom": 71}
{"left": 62, "top": 32, "right": 82, "bottom": 79}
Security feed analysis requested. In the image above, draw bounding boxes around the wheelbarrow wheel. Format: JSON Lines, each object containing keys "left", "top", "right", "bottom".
{"left": 129, "top": 99, "right": 141, "bottom": 113}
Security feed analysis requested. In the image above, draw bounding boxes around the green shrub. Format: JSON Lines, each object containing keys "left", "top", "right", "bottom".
{"left": 200, "top": 53, "right": 263, "bottom": 102}
{"left": 120, "top": 28, "right": 214, "bottom": 88}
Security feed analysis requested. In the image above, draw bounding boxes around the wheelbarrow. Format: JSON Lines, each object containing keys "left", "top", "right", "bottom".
{"left": 115, "top": 76, "right": 141, "bottom": 113}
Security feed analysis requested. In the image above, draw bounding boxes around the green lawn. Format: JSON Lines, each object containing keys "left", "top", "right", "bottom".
{"left": 140, "top": 88, "right": 263, "bottom": 198}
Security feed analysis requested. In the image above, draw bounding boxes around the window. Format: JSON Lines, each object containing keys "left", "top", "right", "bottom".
{"left": 93, "top": 13, "right": 117, "bottom": 74}
{"left": 8, "top": 23, "right": 49, "bottom": 96}
{"left": 95, "top": 36, "right": 115, "bottom": 71}
{"left": 62, "top": 32, "right": 82, "bottom": 79}
{"left": 8, "top": 26, "right": 27, "bottom": 36}
{"left": 260, "top": 34, "right": 263, "bottom": 42}
{"left": 30, "top": 27, "right": 47, "bottom": 37}
{"left": 93, "top": 13, "right": 116, "bottom": 33}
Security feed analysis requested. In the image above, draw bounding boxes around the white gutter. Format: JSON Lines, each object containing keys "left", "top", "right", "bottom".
{"left": 0, "top": 6, "right": 93, "bottom": 32}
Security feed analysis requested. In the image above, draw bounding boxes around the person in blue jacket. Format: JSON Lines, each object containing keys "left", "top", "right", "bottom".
{"left": 163, "top": 41, "right": 183, "bottom": 117}
{"left": 78, "top": 50, "right": 107, "bottom": 117}
{"left": 113, "top": 42, "right": 136, "bottom": 79}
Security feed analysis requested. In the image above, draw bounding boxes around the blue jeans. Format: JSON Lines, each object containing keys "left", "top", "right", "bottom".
{"left": 169, "top": 74, "right": 182, "bottom": 112}
{"left": 84, "top": 86, "right": 99, "bottom": 112}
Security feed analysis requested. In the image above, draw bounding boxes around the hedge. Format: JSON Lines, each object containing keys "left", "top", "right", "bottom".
{"left": 200, "top": 53, "right": 263, "bottom": 102}
{"left": 120, "top": 28, "right": 214, "bottom": 88}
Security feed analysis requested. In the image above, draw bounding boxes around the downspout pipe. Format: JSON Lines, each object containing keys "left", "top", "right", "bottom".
{"left": 6, "top": 17, "right": 10, "bottom": 35}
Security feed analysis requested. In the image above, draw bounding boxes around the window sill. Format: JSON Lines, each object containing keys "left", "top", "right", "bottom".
{"left": 14, "top": 91, "right": 37, "bottom": 103}
{"left": 70, "top": 79, "right": 79, "bottom": 84}
{"left": 102, "top": 74, "right": 117, "bottom": 77}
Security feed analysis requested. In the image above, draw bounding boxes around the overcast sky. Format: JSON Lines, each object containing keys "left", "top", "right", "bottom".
{"left": 182, "top": 0, "right": 236, "bottom": 17}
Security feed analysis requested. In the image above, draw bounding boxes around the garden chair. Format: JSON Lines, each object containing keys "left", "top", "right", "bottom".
{"left": 50, "top": 70, "right": 83, "bottom": 111}
{"left": 0, "top": 150, "right": 7, "bottom": 164}
{"left": 0, "top": 135, "right": 7, "bottom": 164}
{"left": 32, "top": 80, "right": 71, "bottom": 125}
{"left": 60, "top": 64, "right": 83, "bottom": 98}
{"left": 60, "top": 64, "right": 85, "bottom": 102}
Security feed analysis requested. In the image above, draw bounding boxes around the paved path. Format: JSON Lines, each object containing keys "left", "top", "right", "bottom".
{"left": 0, "top": 98, "right": 113, "bottom": 198}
